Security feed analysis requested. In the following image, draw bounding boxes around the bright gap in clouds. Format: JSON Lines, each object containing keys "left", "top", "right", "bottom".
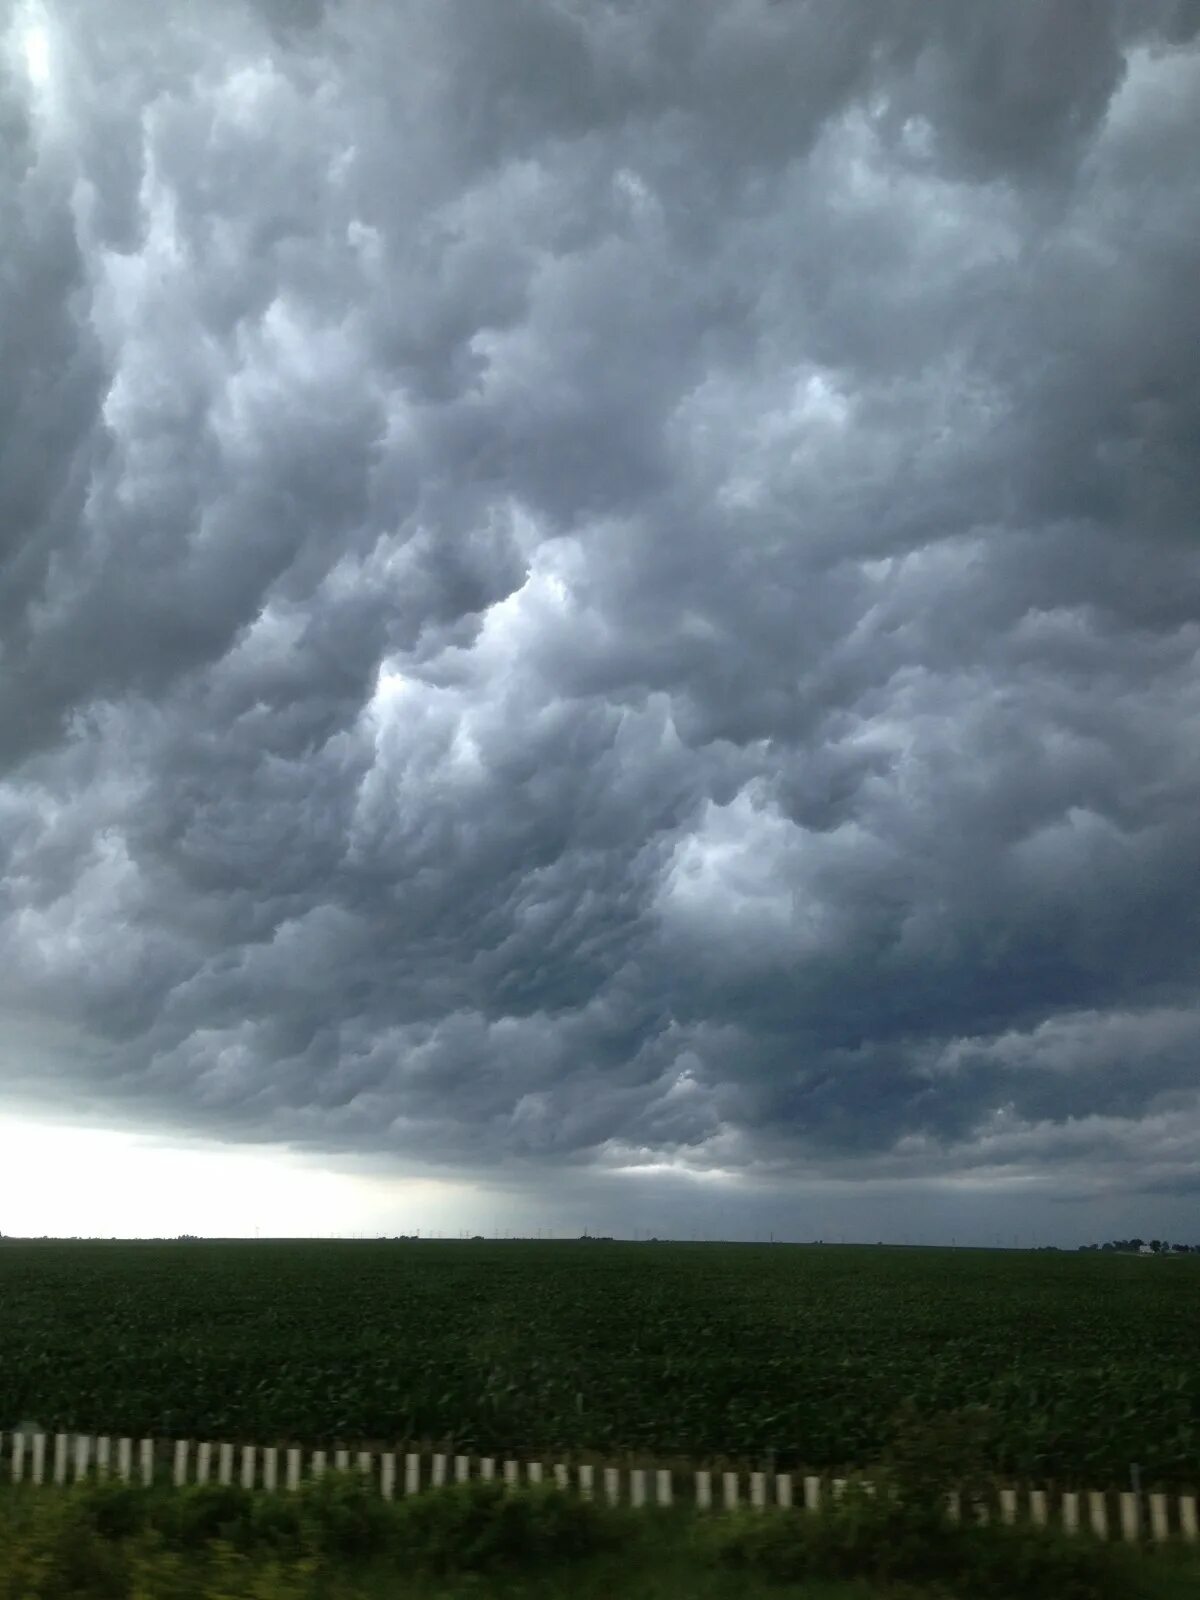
{"left": 0, "top": 1115, "right": 470, "bottom": 1239}
{"left": 9, "top": 0, "right": 51, "bottom": 89}
{"left": 22, "top": 24, "right": 49, "bottom": 86}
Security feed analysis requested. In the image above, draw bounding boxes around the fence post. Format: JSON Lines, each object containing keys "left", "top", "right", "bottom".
{"left": 775, "top": 1473, "right": 792, "bottom": 1508}
{"left": 1149, "top": 1493, "right": 1170, "bottom": 1542}
{"left": 1089, "top": 1491, "right": 1109, "bottom": 1540}
{"left": 1061, "top": 1491, "right": 1079, "bottom": 1534}
{"left": 139, "top": 1439, "right": 154, "bottom": 1485}
{"left": 1180, "top": 1495, "right": 1198, "bottom": 1543}
{"left": 53, "top": 1434, "right": 68, "bottom": 1485}
{"left": 173, "top": 1440, "right": 189, "bottom": 1487}
{"left": 1120, "top": 1492, "right": 1140, "bottom": 1542}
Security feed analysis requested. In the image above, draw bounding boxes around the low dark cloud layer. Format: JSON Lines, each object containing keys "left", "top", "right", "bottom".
{"left": 2, "top": 0, "right": 1199, "bottom": 1237}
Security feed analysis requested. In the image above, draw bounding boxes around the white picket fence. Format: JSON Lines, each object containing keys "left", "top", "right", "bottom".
{"left": 2, "top": 1430, "right": 1197, "bottom": 1544}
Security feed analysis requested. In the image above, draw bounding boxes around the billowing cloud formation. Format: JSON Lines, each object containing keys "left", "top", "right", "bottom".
{"left": 2, "top": 0, "right": 1199, "bottom": 1233}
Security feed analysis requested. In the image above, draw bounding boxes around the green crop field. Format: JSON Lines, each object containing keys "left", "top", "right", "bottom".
{"left": 1, "top": 1240, "right": 1197, "bottom": 1488}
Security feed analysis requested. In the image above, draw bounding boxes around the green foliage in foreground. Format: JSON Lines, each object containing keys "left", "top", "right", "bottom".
{"left": 2, "top": 1238, "right": 1199, "bottom": 1482}
{"left": 0, "top": 1471, "right": 618, "bottom": 1599}
{"left": 692, "top": 1400, "right": 1200, "bottom": 1600}
{"left": 697, "top": 1488, "right": 1200, "bottom": 1600}
{"left": 1, "top": 1467, "right": 1199, "bottom": 1600}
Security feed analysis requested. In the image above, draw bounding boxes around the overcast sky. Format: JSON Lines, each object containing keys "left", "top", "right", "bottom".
{"left": 2, "top": 0, "right": 1198, "bottom": 1245}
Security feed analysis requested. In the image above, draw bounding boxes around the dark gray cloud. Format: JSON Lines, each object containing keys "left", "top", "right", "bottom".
{"left": 2, "top": 0, "right": 1199, "bottom": 1240}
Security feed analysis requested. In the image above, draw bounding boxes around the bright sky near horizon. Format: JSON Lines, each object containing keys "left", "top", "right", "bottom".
{"left": 4, "top": 1108, "right": 1192, "bottom": 1247}
{"left": 0, "top": 1114, "right": 470, "bottom": 1239}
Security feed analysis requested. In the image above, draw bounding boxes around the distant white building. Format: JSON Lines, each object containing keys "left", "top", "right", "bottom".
{"left": 1139, "top": 1244, "right": 1154, "bottom": 1255}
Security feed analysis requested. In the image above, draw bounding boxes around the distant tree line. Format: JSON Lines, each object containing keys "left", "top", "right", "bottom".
{"left": 1076, "top": 1238, "right": 1199, "bottom": 1253}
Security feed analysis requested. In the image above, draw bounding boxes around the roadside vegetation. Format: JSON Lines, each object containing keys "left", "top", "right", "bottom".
{"left": 1, "top": 1408, "right": 1198, "bottom": 1600}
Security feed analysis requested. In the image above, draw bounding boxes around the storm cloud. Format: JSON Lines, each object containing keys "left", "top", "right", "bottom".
{"left": 2, "top": 0, "right": 1199, "bottom": 1237}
